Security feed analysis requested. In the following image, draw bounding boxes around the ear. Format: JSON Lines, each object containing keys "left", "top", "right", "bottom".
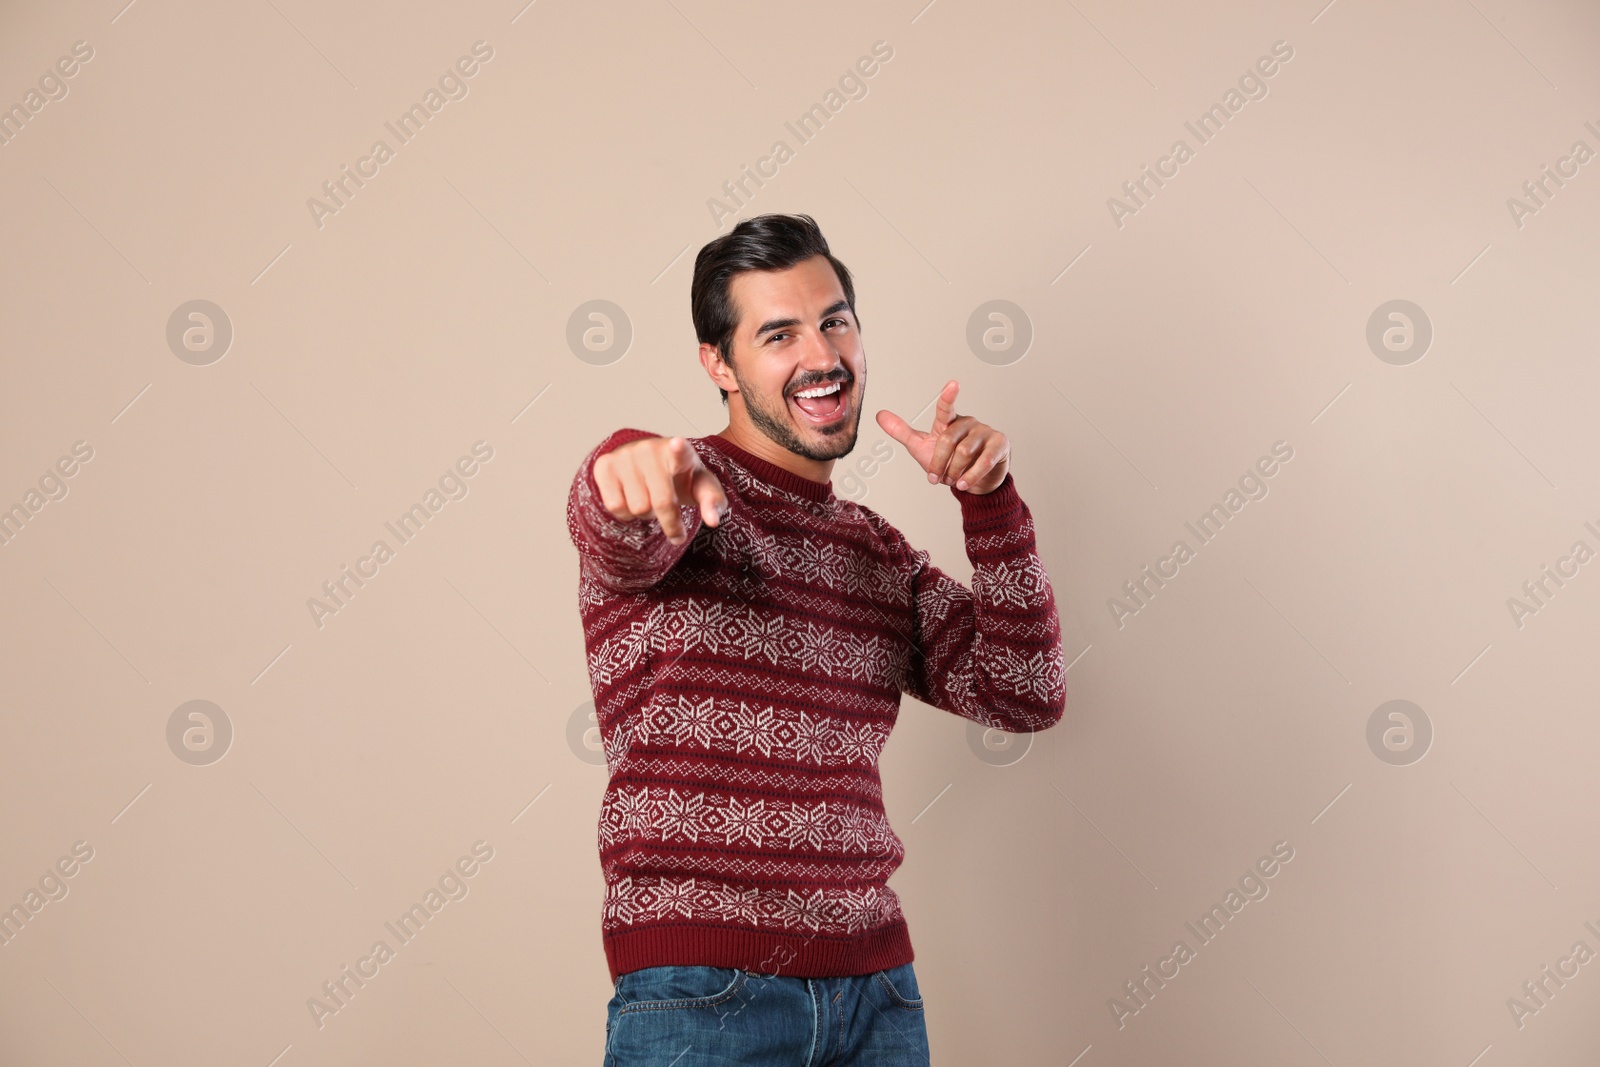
{"left": 700, "top": 342, "right": 739, "bottom": 396}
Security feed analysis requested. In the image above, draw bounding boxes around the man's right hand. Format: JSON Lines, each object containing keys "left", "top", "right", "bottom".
{"left": 592, "top": 436, "right": 728, "bottom": 546}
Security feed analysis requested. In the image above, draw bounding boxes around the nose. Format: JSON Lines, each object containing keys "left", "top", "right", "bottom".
{"left": 797, "top": 331, "right": 845, "bottom": 381}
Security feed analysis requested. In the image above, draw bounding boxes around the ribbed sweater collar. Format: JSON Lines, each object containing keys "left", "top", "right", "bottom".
{"left": 705, "top": 433, "right": 835, "bottom": 503}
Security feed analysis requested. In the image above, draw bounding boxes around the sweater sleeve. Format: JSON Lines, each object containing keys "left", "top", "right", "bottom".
{"left": 566, "top": 428, "right": 701, "bottom": 595}
{"left": 894, "top": 472, "right": 1068, "bottom": 732}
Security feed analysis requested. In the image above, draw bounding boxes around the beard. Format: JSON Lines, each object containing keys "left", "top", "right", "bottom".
{"left": 730, "top": 362, "right": 863, "bottom": 462}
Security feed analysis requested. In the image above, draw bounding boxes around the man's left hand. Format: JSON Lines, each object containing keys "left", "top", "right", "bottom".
{"left": 876, "top": 379, "right": 1012, "bottom": 495}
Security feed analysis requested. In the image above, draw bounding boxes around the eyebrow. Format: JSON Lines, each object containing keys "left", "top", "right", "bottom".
{"left": 752, "top": 299, "right": 853, "bottom": 341}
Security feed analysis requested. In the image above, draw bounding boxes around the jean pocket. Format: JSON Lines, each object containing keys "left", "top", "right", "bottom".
{"left": 874, "top": 963, "right": 924, "bottom": 1010}
{"left": 615, "top": 966, "right": 748, "bottom": 1014}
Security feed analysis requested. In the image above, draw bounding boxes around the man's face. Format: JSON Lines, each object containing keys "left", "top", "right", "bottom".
{"left": 716, "top": 255, "right": 865, "bottom": 462}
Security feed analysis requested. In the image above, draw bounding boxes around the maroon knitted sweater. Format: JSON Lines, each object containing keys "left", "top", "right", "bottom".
{"left": 567, "top": 428, "right": 1067, "bottom": 982}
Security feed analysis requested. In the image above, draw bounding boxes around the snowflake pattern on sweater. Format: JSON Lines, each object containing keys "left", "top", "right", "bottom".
{"left": 567, "top": 428, "right": 1067, "bottom": 981}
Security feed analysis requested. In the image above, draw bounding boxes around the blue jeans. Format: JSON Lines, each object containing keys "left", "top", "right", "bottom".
{"left": 603, "top": 963, "right": 931, "bottom": 1065}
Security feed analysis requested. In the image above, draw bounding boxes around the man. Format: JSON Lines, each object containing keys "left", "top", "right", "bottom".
{"left": 567, "top": 213, "right": 1068, "bottom": 1065}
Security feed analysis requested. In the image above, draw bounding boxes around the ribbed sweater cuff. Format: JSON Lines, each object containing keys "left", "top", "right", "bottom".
{"left": 951, "top": 470, "right": 1021, "bottom": 524}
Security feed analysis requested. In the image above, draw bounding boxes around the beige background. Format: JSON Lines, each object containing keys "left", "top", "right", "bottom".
{"left": 2, "top": 0, "right": 1598, "bottom": 1063}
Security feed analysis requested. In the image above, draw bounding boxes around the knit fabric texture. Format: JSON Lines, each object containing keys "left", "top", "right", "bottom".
{"left": 567, "top": 428, "right": 1067, "bottom": 982}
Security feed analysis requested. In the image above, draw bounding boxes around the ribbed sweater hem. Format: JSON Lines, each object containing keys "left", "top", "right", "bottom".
{"left": 604, "top": 919, "right": 914, "bottom": 983}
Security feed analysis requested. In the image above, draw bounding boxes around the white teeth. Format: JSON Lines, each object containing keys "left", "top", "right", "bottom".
{"left": 795, "top": 382, "right": 842, "bottom": 399}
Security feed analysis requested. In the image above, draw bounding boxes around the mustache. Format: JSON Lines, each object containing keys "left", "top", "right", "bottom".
{"left": 787, "top": 373, "right": 852, "bottom": 396}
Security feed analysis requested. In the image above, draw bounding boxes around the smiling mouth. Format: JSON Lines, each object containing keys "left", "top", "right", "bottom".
{"left": 789, "top": 379, "right": 848, "bottom": 424}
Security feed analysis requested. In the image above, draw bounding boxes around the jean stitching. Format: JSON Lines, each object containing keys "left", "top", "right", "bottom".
{"left": 860, "top": 972, "right": 930, "bottom": 1065}
{"left": 804, "top": 978, "right": 819, "bottom": 1067}
{"left": 835, "top": 978, "right": 848, "bottom": 1060}
{"left": 616, "top": 969, "right": 748, "bottom": 1015}
{"left": 873, "top": 969, "right": 924, "bottom": 1010}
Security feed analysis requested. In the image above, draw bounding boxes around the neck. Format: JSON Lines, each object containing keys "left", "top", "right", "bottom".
{"left": 716, "top": 418, "right": 836, "bottom": 485}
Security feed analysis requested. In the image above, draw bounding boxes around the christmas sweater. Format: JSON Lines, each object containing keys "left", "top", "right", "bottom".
{"left": 566, "top": 428, "right": 1068, "bottom": 982}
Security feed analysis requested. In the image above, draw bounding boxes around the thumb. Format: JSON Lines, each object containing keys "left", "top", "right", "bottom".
{"left": 690, "top": 466, "right": 728, "bottom": 526}
{"left": 664, "top": 435, "right": 695, "bottom": 473}
{"left": 875, "top": 409, "right": 919, "bottom": 448}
